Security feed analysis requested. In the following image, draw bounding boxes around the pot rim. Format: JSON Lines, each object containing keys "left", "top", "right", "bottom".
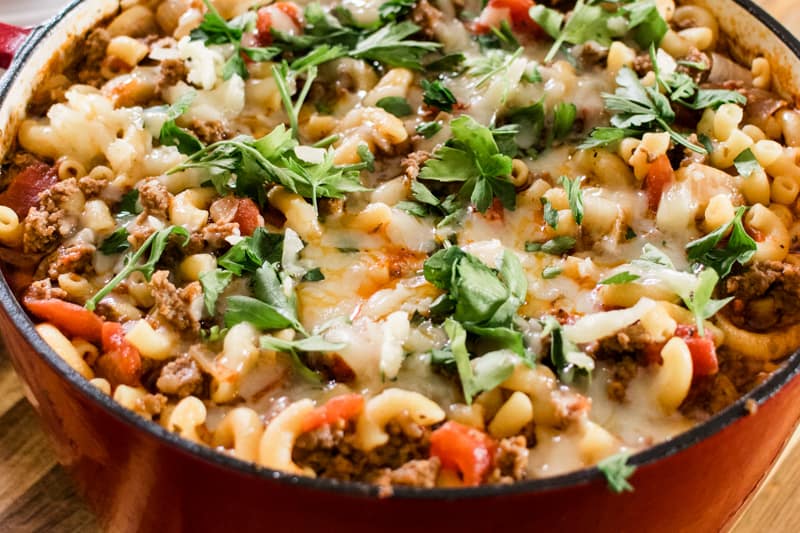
{"left": 2, "top": 0, "right": 800, "bottom": 501}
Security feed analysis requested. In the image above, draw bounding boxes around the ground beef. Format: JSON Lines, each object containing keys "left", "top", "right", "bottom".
{"left": 183, "top": 222, "right": 239, "bottom": 254}
{"left": 24, "top": 278, "right": 68, "bottom": 302}
{"left": 293, "top": 417, "right": 431, "bottom": 482}
{"left": 42, "top": 242, "right": 95, "bottom": 279}
{"left": 136, "top": 393, "right": 168, "bottom": 418}
{"left": 572, "top": 41, "right": 609, "bottom": 69}
{"left": 606, "top": 356, "right": 639, "bottom": 402}
{"left": 632, "top": 52, "right": 652, "bottom": 77}
{"left": 150, "top": 271, "right": 200, "bottom": 332}
{"left": 374, "top": 457, "right": 441, "bottom": 495}
{"left": 156, "top": 355, "right": 203, "bottom": 397}
{"left": 682, "top": 349, "right": 771, "bottom": 419}
{"left": 411, "top": 0, "right": 442, "bottom": 37}
{"left": 722, "top": 261, "right": 800, "bottom": 331}
{"left": 675, "top": 47, "right": 711, "bottom": 84}
{"left": 137, "top": 179, "right": 171, "bottom": 218}
{"left": 593, "top": 322, "right": 658, "bottom": 362}
{"left": 78, "top": 176, "right": 108, "bottom": 197}
{"left": 189, "top": 120, "right": 232, "bottom": 145}
{"left": 77, "top": 28, "right": 110, "bottom": 87}
{"left": 23, "top": 208, "right": 61, "bottom": 254}
{"left": 157, "top": 59, "right": 189, "bottom": 95}
{"left": 401, "top": 150, "right": 431, "bottom": 180}
{"left": 487, "top": 436, "right": 529, "bottom": 484}
{"left": 550, "top": 390, "right": 591, "bottom": 429}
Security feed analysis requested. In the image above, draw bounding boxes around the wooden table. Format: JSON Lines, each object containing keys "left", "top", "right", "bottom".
{"left": 1, "top": 0, "right": 800, "bottom": 531}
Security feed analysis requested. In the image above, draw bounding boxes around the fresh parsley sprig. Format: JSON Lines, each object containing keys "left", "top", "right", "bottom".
{"left": 686, "top": 206, "right": 757, "bottom": 278}
{"left": 85, "top": 226, "right": 190, "bottom": 311}
{"left": 597, "top": 451, "right": 637, "bottom": 493}
{"left": 419, "top": 115, "right": 516, "bottom": 213}
{"left": 168, "top": 126, "right": 367, "bottom": 213}
{"left": 531, "top": 0, "right": 667, "bottom": 63}
{"left": 541, "top": 315, "right": 594, "bottom": 383}
{"left": 191, "top": 0, "right": 279, "bottom": 80}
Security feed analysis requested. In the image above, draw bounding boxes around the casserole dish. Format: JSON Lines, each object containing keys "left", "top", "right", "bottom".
{"left": 1, "top": 0, "right": 800, "bottom": 531}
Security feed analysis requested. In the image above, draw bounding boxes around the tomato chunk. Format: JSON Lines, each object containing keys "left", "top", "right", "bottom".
{"left": 643, "top": 154, "right": 674, "bottom": 212}
{"left": 98, "top": 322, "right": 143, "bottom": 387}
{"left": 24, "top": 298, "right": 104, "bottom": 343}
{"left": 675, "top": 325, "right": 719, "bottom": 377}
{"left": 256, "top": 2, "right": 302, "bottom": 46}
{"left": 301, "top": 393, "right": 364, "bottom": 433}
{"left": 233, "top": 198, "right": 263, "bottom": 236}
{"left": 0, "top": 161, "right": 57, "bottom": 218}
{"left": 429, "top": 421, "right": 496, "bottom": 486}
{"left": 474, "top": 0, "right": 542, "bottom": 35}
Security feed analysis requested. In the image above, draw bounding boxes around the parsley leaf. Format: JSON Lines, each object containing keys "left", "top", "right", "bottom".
{"left": 117, "top": 190, "right": 142, "bottom": 218}
{"left": 591, "top": 67, "right": 705, "bottom": 154}
{"left": 525, "top": 236, "right": 576, "bottom": 255}
{"left": 421, "top": 80, "right": 457, "bottom": 112}
{"left": 734, "top": 148, "right": 762, "bottom": 178}
{"left": 541, "top": 197, "right": 559, "bottom": 229}
{"left": 218, "top": 227, "right": 283, "bottom": 276}
{"left": 419, "top": 115, "right": 515, "bottom": 213}
{"left": 159, "top": 91, "right": 203, "bottom": 155}
{"left": 560, "top": 175, "right": 584, "bottom": 225}
{"left": 541, "top": 315, "right": 594, "bottom": 383}
{"left": 597, "top": 452, "right": 636, "bottom": 493}
{"left": 378, "top": 0, "right": 415, "bottom": 21}
{"left": 85, "top": 226, "right": 190, "bottom": 311}
{"left": 352, "top": 21, "right": 440, "bottom": 70}
{"left": 169, "top": 126, "right": 367, "bottom": 213}
{"left": 424, "top": 247, "right": 527, "bottom": 355}
{"left": 260, "top": 334, "right": 345, "bottom": 383}
{"left": 376, "top": 96, "right": 413, "bottom": 117}
{"left": 416, "top": 121, "right": 442, "bottom": 139}
{"left": 599, "top": 272, "right": 640, "bottom": 285}
{"left": 99, "top": 228, "right": 130, "bottom": 255}
{"left": 191, "top": 0, "right": 279, "bottom": 80}
{"left": 225, "top": 262, "right": 304, "bottom": 332}
{"left": 441, "top": 318, "right": 516, "bottom": 404}
{"left": 200, "top": 269, "right": 233, "bottom": 314}
{"left": 685, "top": 206, "right": 757, "bottom": 278}
{"left": 542, "top": 265, "right": 563, "bottom": 279}
{"left": 552, "top": 102, "right": 577, "bottom": 140}
{"left": 302, "top": 267, "right": 325, "bottom": 281}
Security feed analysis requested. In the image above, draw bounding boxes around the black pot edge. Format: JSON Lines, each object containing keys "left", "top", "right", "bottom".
{"left": 1, "top": 0, "right": 799, "bottom": 502}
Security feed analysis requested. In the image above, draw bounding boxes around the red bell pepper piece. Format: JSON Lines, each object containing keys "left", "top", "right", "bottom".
{"left": 97, "top": 322, "right": 142, "bottom": 387}
{"left": 24, "top": 298, "right": 104, "bottom": 343}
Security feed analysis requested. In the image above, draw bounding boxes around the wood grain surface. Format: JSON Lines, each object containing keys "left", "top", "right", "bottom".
{"left": 0, "top": 1, "right": 798, "bottom": 531}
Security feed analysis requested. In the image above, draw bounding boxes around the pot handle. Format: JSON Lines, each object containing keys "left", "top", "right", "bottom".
{"left": 0, "top": 23, "right": 32, "bottom": 70}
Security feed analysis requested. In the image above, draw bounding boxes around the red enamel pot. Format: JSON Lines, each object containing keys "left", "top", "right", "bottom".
{"left": 1, "top": 1, "right": 800, "bottom": 532}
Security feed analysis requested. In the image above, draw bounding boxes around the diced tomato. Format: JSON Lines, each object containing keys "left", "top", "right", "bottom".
{"left": 256, "top": 2, "right": 302, "bottom": 46}
{"left": 233, "top": 198, "right": 263, "bottom": 236}
{"left": 675, "top": 324, "right": 719, "bottom": 377}
{"left": 0, "top": 161, "right": 57, "bottom": 218}
{"left": 97, "top": 322, "right": 142, "bottom": 387}
{"left": 473, "top": 0, "right": 542, "bottom": 35}
{"left": 429, "top": 421, "right": 496, "bottom": 486}
{"left": 24, "top": 298, "right": 104, "bottom": 343}
{"left": 643, "top": 154, "right": 674, "bottom": 212}
{"left": 301, "top": 393, "right": 364, "bottom": 433}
